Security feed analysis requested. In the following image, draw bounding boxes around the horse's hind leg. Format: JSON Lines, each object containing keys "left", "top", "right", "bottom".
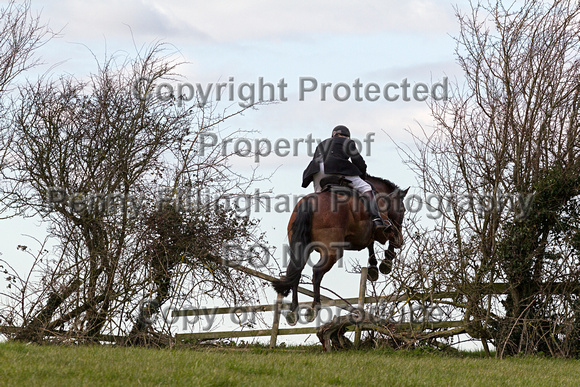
{"left": 285, "top": 283, "right": 300, "bottom": 326}
{"left": 367, "top": 245, "right": 379, "bottom": 281}
{"left": 291, "top": 282, "right": 299, "bottom": 312}
{"left": 309, "top": 249, "right": 339, "bottom": 321}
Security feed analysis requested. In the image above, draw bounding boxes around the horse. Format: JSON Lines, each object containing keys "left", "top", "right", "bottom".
{"left": 272, "top": 175, "right": 408, "bottom": 323}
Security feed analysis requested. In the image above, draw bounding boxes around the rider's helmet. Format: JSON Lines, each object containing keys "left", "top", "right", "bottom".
{"left": 332, "top": 125, "right": 351, "bottom": 138}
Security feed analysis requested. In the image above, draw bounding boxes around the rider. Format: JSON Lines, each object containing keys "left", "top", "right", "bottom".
{"left": 302, "top": 125, "right": 391, "bottom": 231}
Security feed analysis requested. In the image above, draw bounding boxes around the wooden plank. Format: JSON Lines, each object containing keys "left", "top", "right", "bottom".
{"left": 216, "top": 263, "right": 363, "bottom": 314}
{"left": 174, "top": 320, "right": 465, "bottom": 341}
{"left": 175, "top": 327, "right": 319, "bottom": 341}
{"left": 173, "top": 305, "right": 273, "bottom": 317}
{"left": 172, "top": 282, "right": 516, "bottom": 318}
{"left": 172, "top": 293, "right": 475, "bottom": 318}
{"left": 223, "top": 263, "right": 318, "bottom": 299}
{"left": 399, "top": 320, "right": 464, "bottom": 330}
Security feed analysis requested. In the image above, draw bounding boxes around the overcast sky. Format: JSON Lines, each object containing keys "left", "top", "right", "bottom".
{"left": 4, "top": 0, "right": 473, "bottom": 339}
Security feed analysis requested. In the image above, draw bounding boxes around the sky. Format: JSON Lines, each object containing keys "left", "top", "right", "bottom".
{"left": 2, "top": 0, "right": 473, "bottom": 344}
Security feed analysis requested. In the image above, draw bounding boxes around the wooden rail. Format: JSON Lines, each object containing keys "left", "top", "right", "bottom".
{"left": 172, "top": 264, "right": 500, "bottom": 347}
{"left": 175, "top": 320, "right": 465, "bottom": 341}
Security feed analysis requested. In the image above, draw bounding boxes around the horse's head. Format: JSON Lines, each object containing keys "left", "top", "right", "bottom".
{"left": 366, "top": 176, "right": 408, "bottom": 248}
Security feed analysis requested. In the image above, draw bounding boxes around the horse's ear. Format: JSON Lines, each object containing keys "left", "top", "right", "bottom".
{"left": 401, "top": 187, "right": 409, "bottom": 198}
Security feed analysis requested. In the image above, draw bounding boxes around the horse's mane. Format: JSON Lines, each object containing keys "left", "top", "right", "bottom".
{"left": 366, "top": 175, "right": 400, "bottom": 192}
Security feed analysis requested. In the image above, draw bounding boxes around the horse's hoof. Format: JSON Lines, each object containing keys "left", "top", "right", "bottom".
{"left": 285, "top": 311, "right": 298, "bottom": 326}
{"left": 304, "top": 306, "right": 318, "bottom": 323}
{"left": 379, "top": 259, "right": 392, "bottom": 274}
{"left": 367, "top": 266, "right": 379, "bottom": 281}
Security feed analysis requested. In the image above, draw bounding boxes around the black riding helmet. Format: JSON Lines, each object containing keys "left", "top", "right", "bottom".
{"left": 332, "top": 125, "right": 351, "bottom": 138}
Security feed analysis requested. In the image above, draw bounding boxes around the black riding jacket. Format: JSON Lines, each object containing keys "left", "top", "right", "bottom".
{"left": 302, "top": 136, "right": 367, "bottom": 188}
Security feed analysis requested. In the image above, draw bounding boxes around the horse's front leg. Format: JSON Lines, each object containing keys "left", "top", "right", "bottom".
{"left": 379, "top": 244, "right": 397, "bottom": 274}
{"left": 367, "top": 244, "right": 379, "bottom": 281}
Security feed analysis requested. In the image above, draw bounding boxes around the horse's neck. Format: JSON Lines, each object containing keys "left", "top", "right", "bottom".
{"left": 368, "top": 177, "right": 395, "bottom": 195}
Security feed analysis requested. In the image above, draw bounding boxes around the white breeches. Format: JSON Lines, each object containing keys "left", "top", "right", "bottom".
{"left": 312, "top": 162, "right": 372, "bottom": 193}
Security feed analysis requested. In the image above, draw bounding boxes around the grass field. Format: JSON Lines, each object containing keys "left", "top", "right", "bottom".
{"left": 0, "top": 341, "right": 579, "bottom": 386}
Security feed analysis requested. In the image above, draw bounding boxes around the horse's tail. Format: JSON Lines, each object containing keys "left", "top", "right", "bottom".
{"left": 272, "top": 199, "right": 313, "bottom": 296}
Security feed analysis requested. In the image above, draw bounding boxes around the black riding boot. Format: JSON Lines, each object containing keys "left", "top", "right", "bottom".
{"left": 363, "top": 191, "right": 392, "bottom": 231}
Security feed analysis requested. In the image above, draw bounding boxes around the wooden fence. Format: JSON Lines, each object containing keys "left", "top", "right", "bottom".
{"left": 172, "top": 267, "right": 475, "bottom": 348}
{"left": 3, "top": 262, "right": 570, "bottom": 349}
{"left": 0, "top": 262, "right": 510, "bottom": 348}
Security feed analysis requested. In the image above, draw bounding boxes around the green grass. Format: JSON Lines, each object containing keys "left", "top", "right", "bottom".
{"left": 0, "top": 342, "right": 579, "bottom": 386}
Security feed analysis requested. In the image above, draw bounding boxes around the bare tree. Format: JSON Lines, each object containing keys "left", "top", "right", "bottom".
{"left": 0, "top": 0, "right": 53, "bottom": 218}
{"left": 0, "top": 42, "right": 271, "bottom": 344}
{"left": 0, "top": 0, "right": 52, "bottom": 94}
{"left": 400, "top": 0, "right": 580, "bottom": 357}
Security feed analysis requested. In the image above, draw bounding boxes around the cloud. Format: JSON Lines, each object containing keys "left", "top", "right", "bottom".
{"left": 38, "top": 0, "right": 209, "bottom": 42}
{"left": 36, "top": 0, "right": 464, "bottom": 44}
{"left": 163, "top": 0, "right": 461, "bottom": 41}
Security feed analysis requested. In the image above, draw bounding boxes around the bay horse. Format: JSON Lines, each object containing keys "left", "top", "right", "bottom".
{"left": 272, "top": 175, "right": 408, "bottom": 322}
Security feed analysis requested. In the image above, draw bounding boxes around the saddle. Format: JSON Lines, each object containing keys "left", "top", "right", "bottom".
{"left": 320, "top": 176, "right": 354, "bottom": 193}
{"left": 320, "top": 176, "right": 376, "bottom": 196}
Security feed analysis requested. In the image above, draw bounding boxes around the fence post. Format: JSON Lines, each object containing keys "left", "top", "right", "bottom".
{"left": 269, "top": 293, "right": 284, "bottom": 348}
{"left": 354, "top": 267, "right": 368, "bottom": 348}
